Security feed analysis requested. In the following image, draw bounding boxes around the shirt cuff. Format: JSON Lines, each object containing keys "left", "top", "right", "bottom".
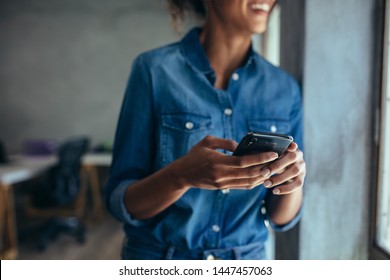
{"left": 109, "top": 180, "right": 153, "bottom": 226}
{"left": 261, "top": 201, "right": 303, "bottom": 232}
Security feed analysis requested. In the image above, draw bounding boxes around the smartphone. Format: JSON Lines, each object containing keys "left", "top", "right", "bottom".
{"left": 233, "top": 132, "right": 293, "bottom": 157}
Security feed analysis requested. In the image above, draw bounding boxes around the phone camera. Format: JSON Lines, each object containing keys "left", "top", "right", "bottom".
{"left": 246, "top": 137, "right": 258, "bottom": 146}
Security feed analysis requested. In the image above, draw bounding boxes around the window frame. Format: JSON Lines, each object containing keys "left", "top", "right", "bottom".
{"left": 369, "top": 0, "right": 390, "bottom": 260}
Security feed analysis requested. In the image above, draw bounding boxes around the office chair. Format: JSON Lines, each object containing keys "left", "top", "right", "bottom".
{"left": 0, "top": 140, "right": 9, "bottom": 164}
{"left": 26, "top": 136, "right": 90, "bottom": 251}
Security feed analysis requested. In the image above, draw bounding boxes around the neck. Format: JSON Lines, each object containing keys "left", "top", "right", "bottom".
{"left": 200, "top": 22, "right": 252, "bottom": 89}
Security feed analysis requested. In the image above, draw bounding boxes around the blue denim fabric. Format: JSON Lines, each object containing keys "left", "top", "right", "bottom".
{"left": 105, "top": 27, "right": 303, "bottom": 260}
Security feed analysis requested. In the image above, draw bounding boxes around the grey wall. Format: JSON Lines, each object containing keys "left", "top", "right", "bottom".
{"left": 0, "top": 0, "right": 179, "bottom": 152}
{"left": 300, "top": 0, "right": 377, "bottom": 259}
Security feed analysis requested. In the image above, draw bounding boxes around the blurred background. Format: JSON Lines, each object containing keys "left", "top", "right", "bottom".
{"left": 0, "top": 0, "right": 389, "bottom": 260}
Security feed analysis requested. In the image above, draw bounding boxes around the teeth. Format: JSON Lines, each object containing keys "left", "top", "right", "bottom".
{"left": 250, "top": 3, "right": 270, "bottom": 12}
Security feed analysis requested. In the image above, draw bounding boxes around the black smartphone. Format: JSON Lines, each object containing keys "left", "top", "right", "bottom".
{"left": 233, "top": 132, "right": 293, "bottom": 157}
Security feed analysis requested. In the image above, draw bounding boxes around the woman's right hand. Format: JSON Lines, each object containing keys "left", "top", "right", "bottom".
{"left": 170, "top": 135, "right": 279, "bottom": 191}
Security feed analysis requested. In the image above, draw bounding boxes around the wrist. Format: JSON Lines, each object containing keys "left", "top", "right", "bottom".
{"left": 166, "top": 158, "right": 191, "bottom": 191}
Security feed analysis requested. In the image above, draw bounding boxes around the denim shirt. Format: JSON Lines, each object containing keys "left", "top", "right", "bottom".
{"left": 105, "top": 27, "right": 303, "bottom": 260}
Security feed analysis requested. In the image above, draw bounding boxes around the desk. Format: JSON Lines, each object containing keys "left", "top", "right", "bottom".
{"left": 0, "top": 153, "right": 111, "bottom": 259}
{"left": 0, "top": 156, "right": 56, "bottom": 260}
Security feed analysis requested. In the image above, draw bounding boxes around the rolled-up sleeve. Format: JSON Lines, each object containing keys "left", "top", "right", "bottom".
{"left": 109, "top": 180, "right": 154, "bottom": 226}
{"left": 104, "top": 54, "right": 156, "bottom": 225}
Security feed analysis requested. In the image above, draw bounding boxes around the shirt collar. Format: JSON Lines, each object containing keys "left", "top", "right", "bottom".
{"left": 180, "top": 27, "right": 259, "bottom": 75}
{"left": 180, "top": 27, "right": 213, "bottom": 74}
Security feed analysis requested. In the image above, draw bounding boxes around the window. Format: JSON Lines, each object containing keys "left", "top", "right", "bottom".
{"left": 253, "top": 4, "right": 281, "bottom": 67}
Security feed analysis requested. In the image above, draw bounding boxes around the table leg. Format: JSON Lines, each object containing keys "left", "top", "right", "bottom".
{"left": 0, "top": 184, "right": 5, "bottom": 258}
{"left": 83, "top": 165, "right": 105, "bottom": 220}
{"left": 0, "top": 183, "right": 18, "bottom": 260}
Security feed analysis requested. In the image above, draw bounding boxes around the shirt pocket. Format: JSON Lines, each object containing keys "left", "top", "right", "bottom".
{"left": 248, "top": 119, "right": 291, "bottom": 135}
{"left": 160, "top": 113, "right": 213, "bottom": 164}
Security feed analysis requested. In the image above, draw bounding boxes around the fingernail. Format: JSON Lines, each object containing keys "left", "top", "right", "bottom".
{"left": 273, "top": 189, "right": 280, "bottom": 194}
{"left": 264, "top": 180, "right": 272, "bottom": 188}
{"left": 261, "top": 168, "right": 271, "bottom": 177}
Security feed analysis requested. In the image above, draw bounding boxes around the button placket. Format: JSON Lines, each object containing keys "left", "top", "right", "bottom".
{"left": 206, "top": 191, "right": 227, "bottom": 248}
{"left": 207, "top": 88, "right": 234, "bottom": 248}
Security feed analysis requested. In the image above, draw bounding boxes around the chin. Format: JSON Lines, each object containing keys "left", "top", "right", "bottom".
{"left": 250, "top": 25, "right": 267, "bottom": 34}
{"left": 245, "top": 19, "right": 268, "bottom": 34}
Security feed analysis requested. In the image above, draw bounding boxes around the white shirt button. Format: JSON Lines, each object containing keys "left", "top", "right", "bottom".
{"left": 221, "top": 189, "right": 230, "bottom": 194}
{"left": 207, "top": 255, "right": 215, "bottom": 260}
{"left": 232, "top": 73, "right": 239, "bottom": 81}
{"left": 224, "top": 108, "right": 233, "bottom": 116}
{"left": 212, "top": 225, "right": 220, "bottom": 232}
{"left": 270, "top": 125, "right": 277, "bottom": 133}
{"left": 185, "top": 122, "right": 194, "bottom": 130}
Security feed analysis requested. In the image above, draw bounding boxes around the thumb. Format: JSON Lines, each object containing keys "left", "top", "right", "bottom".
{"left": 287, "top": 142, "right": 298, "bottom": 152}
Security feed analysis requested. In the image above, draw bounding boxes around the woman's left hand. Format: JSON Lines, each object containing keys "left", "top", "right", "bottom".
{"left": 260, "top": 142, "right": 306, "bottom": 195}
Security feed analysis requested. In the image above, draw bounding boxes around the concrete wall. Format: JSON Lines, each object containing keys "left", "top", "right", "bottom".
{"left": 0, "top": 0, "right": 179, "bottom": 152}
{"left": 300, "top": 0, "right": 376, "bottom": 259}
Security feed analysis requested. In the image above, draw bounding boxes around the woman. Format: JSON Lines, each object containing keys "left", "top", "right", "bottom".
{"left": 105, "top": 0, "right": 306, "bottom": 260}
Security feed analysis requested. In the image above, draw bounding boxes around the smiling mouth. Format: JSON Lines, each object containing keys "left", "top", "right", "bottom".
{"left": 249, "top": 3, "right": 271, "bottom": 13}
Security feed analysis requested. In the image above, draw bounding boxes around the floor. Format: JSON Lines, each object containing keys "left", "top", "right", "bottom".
{"left": 17, "top": 213, "right": 124, "bottom": 260}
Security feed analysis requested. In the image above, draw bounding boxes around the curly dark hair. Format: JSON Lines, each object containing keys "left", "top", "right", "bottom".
{"left": 167, "top": 0, "right": 207, "bottom": 25}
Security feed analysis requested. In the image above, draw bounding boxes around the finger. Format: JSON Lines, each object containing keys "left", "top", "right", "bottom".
{"left": 271, "top": 175, "right": 304, "bottom": 195}
{"left": 214, "top": 163, "right": 270, "bottom": 181}
{"left": 262, "top": 162, "right": 303, "bottom": 188}
{"left": 224, "top": 152, "right": 279, "bottom": 168}
{"left": 214, "top": 177, "right": 267, "bottom": 190}
{"left": 201, "top": 135, "right": 238, "bottom": 152}
{"left": 262, "top": 149, "right": 303, "bottom": 177}
{"left": 286, "top": 142, "right": 298, "bottom": 152}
